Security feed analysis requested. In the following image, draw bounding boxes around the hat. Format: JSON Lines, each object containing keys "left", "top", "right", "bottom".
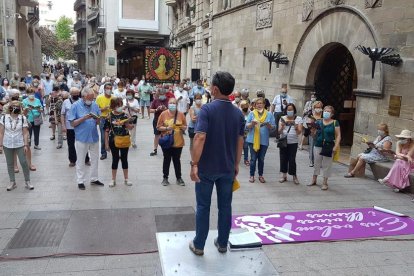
{"left": 395, "top": 129, "right": 412, "bottom": 139}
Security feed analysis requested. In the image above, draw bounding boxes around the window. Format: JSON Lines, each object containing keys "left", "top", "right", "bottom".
{"left": 219, "top": 50, "right": 222, "bottom": 66}
{"left": 243, "top": 47, "right": 246, "bottom": 67}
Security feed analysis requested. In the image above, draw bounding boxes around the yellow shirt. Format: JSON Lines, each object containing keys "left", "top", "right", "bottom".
{"left": 96, "top": 94, "right": 113, "bottom": 118}
{"left": 157, "top": 110, "right": 187, "bottom": 148}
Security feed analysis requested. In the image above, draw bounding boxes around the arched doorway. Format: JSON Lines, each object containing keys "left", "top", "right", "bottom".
{"left": 311, "top": 43, "right": 357, "bottom": 146}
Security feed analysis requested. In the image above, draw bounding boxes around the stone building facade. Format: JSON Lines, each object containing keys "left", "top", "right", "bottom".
{"left": 0, "top": 0, "right": 41, "bottom": 78}
{"left": 206, "top": 0, "right": 413, "bottom": 158}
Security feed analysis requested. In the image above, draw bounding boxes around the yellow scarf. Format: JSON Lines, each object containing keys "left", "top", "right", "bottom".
{"left": 253, "top": 109, "right": 268, "bottom": 152}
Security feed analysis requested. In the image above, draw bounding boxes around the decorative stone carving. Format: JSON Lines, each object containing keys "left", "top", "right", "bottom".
{"left": 329, "top": 0, "right": 345, "bottom": 6}
{"left": 365, "top": 0, "right": 382, "bottom": 8}
{"left": 256, "top": 1, "right": 273, "bottom": 30}
{"left": 302, "top": 0, "right": 314, "bottom": 22}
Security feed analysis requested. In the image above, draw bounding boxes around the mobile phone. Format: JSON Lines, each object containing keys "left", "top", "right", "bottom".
{"left": 89, "top": 112, "right": 99, "bottom": 119}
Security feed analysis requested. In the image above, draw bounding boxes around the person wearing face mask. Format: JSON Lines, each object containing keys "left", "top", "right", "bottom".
{"left": 22, "top": 87, "right": 43, "bottom": 153}
{"left": 56, "top": 75, "right": 69, "bottom": 92}
{"left": 309, "top": 105, "right": 341, "bottom": 190}
{"left": 345, "top": 123, "right": 392, "bottom": 178}
{"left": 0, "top": 101, "right": 33, "bottom": 191}
{"left": 61, "top": 87, "right": 90, "bottom": 167}
{"left": 299, "top": 92, "right": 317, "bottom": 150}
{"left": 174, "top": 81, "right": 190, "bottom": 116}
{"left": 378, "top": 129, "right": 414, "bottom": 193}
{"left": 256, "top": 90, "right": 270, "bottom": 111}
{"left": 231, "top": 91, "right": 242, "bottom": 108}
{"left": 104, "top": 97, "right": 134, "bottom": 187}
{"left": 188, "top": 93, "right": 203, "bottom": 152}
{"left": 68, "top": 87, "right": 104, "bottom": 190}
{"left": 270, "top": 84, "right": 294, "bottom": 139}
{"left": 240, "top": 100, "right": 251, "bottom": 166}
{"left": 42, "top": 74, "right": 54, "bottom": 114}
{"left": 129, "top": 78, "right": 140, "bottom": 101}
{"left": 24, "top": 71, "right": 33, "bottom": 86}
{"left": 96, "top": 82, "right": 114, "bottom": 160}
{"left": 138, "top": 80, "right": 153, "bottom": 119}
{"left": 114, "top": 81, "right": 127, "bottom": 100}
{"left": 304, "top": 101, "right": 323, "bottom": 167}
{"left": 190, "top": 80, "right": 206, "bottom": 106}
{"left": 278, "top": 103, "right": 302, "bottom": 184}
{"left": 10, "top": 73, "right": 20, "bottom": 88}
{"left": 30, "top": 77, "right": 44, "bottom": 108}
{"left": 88, "top": 77, "right": 99, "bottom": 98}
{"left": 70, "top": 72, "right": 83, "bottom": 90}
{"left": 18, "top": 83, "right": 28, "bottom": 99}
{"left": 245, "top": 98, "right": 276, "bottom": 183}
{"left": 149, "top": 88, "right": 169, "bottom": 156}
{"left": 123, "top": 90, "right": 140, "bottom": 148}
{"left": 157, "top": 97, "right": 187, "bottom": 186}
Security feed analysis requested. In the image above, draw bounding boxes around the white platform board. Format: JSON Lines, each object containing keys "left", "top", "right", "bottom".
{"left": 156, "top": 231, "right": 278, "bottom": 276}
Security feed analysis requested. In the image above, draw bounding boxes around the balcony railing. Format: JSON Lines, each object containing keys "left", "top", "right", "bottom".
{"left": 74, "top": 20, "right": 86, "bottom": 32}
{"left": 88, "top": 35, "right": 100, "bottom": 45}
{"left": 17, "top": 0, "right": 38, "bottom": 7}
{"left": 165, "top": 0, "right": 176, "bottom": 6}
{"left": 74, "top": 44, "right": 86, "bottom": 53}
{"left": 87, "top": 9, "right": 99, "bottom": 22}
{"left": 74, "top": 0, "right": 86, "bottom": 11}
{"left": 27, "top": 6, "right": 39, "bottom": 25}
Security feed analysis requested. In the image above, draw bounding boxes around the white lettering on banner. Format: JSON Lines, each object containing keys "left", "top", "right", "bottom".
{"left": 296, "top": 218, "right": 343, "bottom": 225}
{"left": 306, "top": 212, "right": 363, "bottom": 222}
{"left": 360, "top": 217, "right": 408, "bottom": 232}
{"left": 295, "top": 224, "right": 353, "bottom": 238}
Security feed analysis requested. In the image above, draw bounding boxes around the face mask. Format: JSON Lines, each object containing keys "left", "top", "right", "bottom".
{"left": 235, "top": 97, "right": 241, "bottom": 103}
{"left": 168, "top": 104, "right": 177, "bottom": 112}
{"left": 323, "top": 111, "right": 331, "bottom": 119}
{"left": 116, "top": 107, "right": 123, "bottom": 113}
{"left": 281, "top": 92, "right": 287, "bottom": 98}
{"left": 159, "top": 95, "right": 166, "bottom": 100}
{"left": 178, "top": 87, "right": 183, "bottom": 92}
{"left": 11, "top": 97, "right": 19, "bottom": 101}
{"left": 118, "top": 88, "right": 124, "bottom": 92}
{"left": 195, "top": 99, "right": 202, "bottom": 105}
{"left": 28, "top": 94, "right": 35, "bottom": 100}
{"left": 72, "top": 95, "right": 79, "bottom": 101}
{"left": 46, "top": 77, "right": 50, "bottom": 80}
{"left": 85, "top": 100, "right": 92, "bottom": 106}
{"left": 197, "top": 85, "right": 202, "bottom": 89}
{"left": 11, "top": 107, "right": 21, "bottom": 114}
{"left": 33, "top": 83, "right": 39, "bottom": 87}
{"left": 27, "top": 75, "right": 32, "bottom": 78}
{"left": 126, "top": 95, "right": 133, "bottom": 100}
{"left": 105, "top": 89, "right": 111, "bottom": 95}
{"left": 314, "top": 108, "right": 322, "bottom": 113}
{"left": 242, "top": 108, "right": 249, "bottom": 113}
{"left": 14, "top": 77, "right": 18, "bottom": 80}
{"left": 311, "top": 97, "right": 316, "bottom": 102}
{"left": 398, "top": 139, "right": 408, "bottom": 145}
{"left": 378, "top": 130, "right": 385, "bottom": 136}
{"left": 287, "top": 110, "right": 294, "bottom": 117}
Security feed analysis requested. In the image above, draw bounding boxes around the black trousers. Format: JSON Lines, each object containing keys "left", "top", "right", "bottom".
{"left": 162, "top": 147, "right": 183, "bottom": 179}
{"left": 28, "top": 125, "right": 41, "bottom": 146}
{"left": 66, "top": 129, "right": 89, "bottom": 163}
{"left": 273, "top": 112, "right": 284, "bottom": 138}
{"left": 279, "top": 143, "right": 298, "bottom": 176}
{"left": 109, "top": 139, "right": 129, "bottom": 170}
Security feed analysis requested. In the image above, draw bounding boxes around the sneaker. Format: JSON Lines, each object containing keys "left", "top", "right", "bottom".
{"left": 309, "top": 162, "right": 314, "bottom": 167}
{"left": 91, "top": 180, "right": 104, "bottom": 186}
{"left": 109, "top": 180, "right": 116, "bottom": 188}
{"left": 161, "top": 178, "right": 170, "bottom": 186}
{"left": 307, "top": 182, "right": 317, "bottom": 186}
{"left": 132, "top": 144, "right": 137, "bottom": 149}
{"left": 176, "top": 178, "right": 185, "bottom": 186}
{"left": 78, "top": 183, "right": 86, "bottom": 190}
{"left": 189, "top": 241, "right": 204, "bottom": 256}
{"left": 321, "top": 184, "right": 328, "bottom": 190}
{"left": 378, "top": 178, "right": 388, "bottom": 185}
{"left": 63, "top": 136, "right": 67, "bottom": 140}
{"left": 393, "top": 188, "right": 400, "bottom": 193}
{"left": 100, "top": 155, "right": 107, "bottom": 160}
{"left": 50, "top": 136, "right": 55, "bottom": 140}
{"left": 6, "top": 182, "right": 17, "bottom": 191}
{"left": 34, "top": 145, "right": 41, "bottom": 150}
{"left": 214, "top": 238, "right": 227, "bottom": 253}
{"left": 69, "top": 162, "right": 76, "bottom": 167}
{"left": 150, "top": 150, "right": 157, "bottom": 156}
{"left": 124, "top": 179, "right": 132, "bottom": 186}
{"left": 85, "top": 161, "right": 91, "bottom": 166}
{"left": 56, "top": 145, "right": 62, "bottom": 149}
{"left": 25, "top": 181, "right": 34, "bottom": 190}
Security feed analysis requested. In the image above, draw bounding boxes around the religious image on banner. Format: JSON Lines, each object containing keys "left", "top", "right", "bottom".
{"left": 145, "top": 47, "right": 181, "bottom": 83}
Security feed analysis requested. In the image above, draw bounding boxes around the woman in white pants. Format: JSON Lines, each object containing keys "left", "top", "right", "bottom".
{"left": 123, "top": 89, "right": 140, "bottom": 148}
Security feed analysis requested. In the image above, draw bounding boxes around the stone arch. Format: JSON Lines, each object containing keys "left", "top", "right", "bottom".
{"left": 290, "top": 5, "right": 382, "bottom": 97}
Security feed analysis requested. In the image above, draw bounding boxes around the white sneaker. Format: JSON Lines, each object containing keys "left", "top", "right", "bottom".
{"left": 25, "top": 181, "right": 34, "bottom": 190}
{"left": 321, "top": 184, "right": 328, "bottom": 190}
{"left": 378, "top": 178, "right": 387, "bottom": 185}
{"left": 124, "top": 179, "right": 132, "bottom": 186}
{"left": 7, "top": 182, "right": 17, "bottom": 191}
{"left": 109, "top": 180, "right": 116, "bottom": 188}
{"left": 393, "top": 188, "right": 400, "bottom": 193}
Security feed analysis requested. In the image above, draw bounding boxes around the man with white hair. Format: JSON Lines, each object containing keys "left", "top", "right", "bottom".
{"left": 68, "top": 86, "right": 103, "bottom": 190}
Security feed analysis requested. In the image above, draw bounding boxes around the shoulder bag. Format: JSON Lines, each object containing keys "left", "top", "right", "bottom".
{"left": 30, "top": 108, "right": 43, "bottom": 126}
{"left": 110, "top": 114, "right": 131, "bottom": 148}
{"left": 277, "top": 118, "right": 292, "bottom": 148}
{"left": 320, "top": 120, "right": 336, "bottom": 157}
{"left": 158, "top": 111, "right": 178, "bottom": 150}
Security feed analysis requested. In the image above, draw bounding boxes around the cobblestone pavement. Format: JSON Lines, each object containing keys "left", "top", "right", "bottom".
{"left": 0, "top": 117, "right": 413, "bottom": 276}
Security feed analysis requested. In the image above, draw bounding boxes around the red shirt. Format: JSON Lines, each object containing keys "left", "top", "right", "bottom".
{"left": 166, "top": 91, "right": 175, "bottom": 99}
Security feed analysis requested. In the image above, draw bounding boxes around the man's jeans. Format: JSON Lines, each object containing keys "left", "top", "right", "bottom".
{"left": 193, "top": 173, "right": 234, "bottom": 250}
{"left": 248, "top": 143, "right": 268, "bottom": 177}
{"left": 99, "top": 118, "right": 106, "bottom": 157}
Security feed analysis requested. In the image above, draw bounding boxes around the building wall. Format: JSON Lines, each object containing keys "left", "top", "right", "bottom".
{"left": 209, "top": 0, "right": 414, "bottom": 156}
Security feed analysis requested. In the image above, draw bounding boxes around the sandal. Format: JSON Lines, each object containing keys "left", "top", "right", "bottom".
{"left": 249, "top": 176, "right": 255, "bottom": 183}
{"left": 293, "top": 177, "right": 300, "bottom": 185}
{"left": 14, "top": 168, "right": 19, "bottom": 173}
{"left": 344, "top": 172, "right": 355, "bottom": 178}
{"left": 279, "top": 177, "right": 287, "bottom": 183}
{"left": 29, "top": 166, "right": 36, "bottom": 171}
{"left": 258, "top": 176, "right": 266, "bottom": 183}
{"left": 244, "top": 160, "right": 250, "bottom": 166}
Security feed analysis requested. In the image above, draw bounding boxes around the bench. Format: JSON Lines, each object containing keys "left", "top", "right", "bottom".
{"left": 369, "top": 161, "right": 414, "bottom": 193}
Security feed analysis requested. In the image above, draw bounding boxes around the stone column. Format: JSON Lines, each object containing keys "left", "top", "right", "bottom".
{"left": 104, "top": 31, "right": 117, "bottom": 76}
{"left": 180, "top": 46, "right": 187, "bottom": 81}
{"left": 186, "top": 44, "right": 193, "bottom": 80}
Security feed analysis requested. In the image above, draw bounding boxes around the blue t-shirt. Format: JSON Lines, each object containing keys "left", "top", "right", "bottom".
{"left": 68, "top": 99, "right": 101, "bottom": 143}
{"left": 195, "top": 99, "right": 245, "bottom": 175}
{"left": 245, "top": 111, "right": 276, "bottom": 146}
{"left": 190, "top": 86, "right": 205, "bottom": 99}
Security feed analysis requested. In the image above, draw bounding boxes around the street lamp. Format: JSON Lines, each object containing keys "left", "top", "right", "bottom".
{"left": 5, "top": 13, "right": 23, "bottom": 19}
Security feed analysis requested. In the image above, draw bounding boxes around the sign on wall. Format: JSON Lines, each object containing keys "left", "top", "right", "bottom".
{"left": 145, "top": 47, "right": 181, "bottom": 83}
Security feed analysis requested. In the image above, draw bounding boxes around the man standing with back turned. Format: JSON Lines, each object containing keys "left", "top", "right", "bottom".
{"left": 189, "top": 71, "right": 245, "bottom": 256}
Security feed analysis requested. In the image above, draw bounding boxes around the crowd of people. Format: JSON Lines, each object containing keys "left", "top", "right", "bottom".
{"left": 0, "top": 70, "right": 413, "bottom": 197}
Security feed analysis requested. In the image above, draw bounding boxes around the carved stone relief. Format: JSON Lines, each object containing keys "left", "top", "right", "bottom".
{"left": 302, "top": 0, "right": 314, "bottom": 22}
{"left": 256, "top": 1, "right": 273, "bottom": 30}
{"left": 365, "top": 0, "right": 382, "bottom": 8}
{"left": 329, "top": 0, "right": 345, "bottom": 6}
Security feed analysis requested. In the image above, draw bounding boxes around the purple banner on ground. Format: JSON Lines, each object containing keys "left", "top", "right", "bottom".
{"left": 232, "top": 208, "right": 414, "bottom": 244}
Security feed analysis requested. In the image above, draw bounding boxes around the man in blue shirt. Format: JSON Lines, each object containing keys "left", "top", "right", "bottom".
{"left": 68, "top": 87, "right": 104, "bottom": 190}
{"left": 189, "top": 71, "right": 245, "bottom": 256}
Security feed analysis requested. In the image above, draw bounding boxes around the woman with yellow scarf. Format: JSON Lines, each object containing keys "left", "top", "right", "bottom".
{"left": 245, "top": 98, "right": 276, "bottom": 183}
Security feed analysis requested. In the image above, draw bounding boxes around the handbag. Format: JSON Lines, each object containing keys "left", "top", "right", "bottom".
{"left": 110, "top": 114, "right": 131, "bottom": 148}
{"left": 188, "top": 127, "right": 195, "bottom": 138}
{"left": 158, "top": 110, "right": 178, "bottom": 150}
{"left": 277, "top": 125, "right": 292, "bottom": 148}
{"left": 31, "top": 109, "right": 43, "bottom": 126}
{"left": 320, "top": 121, "right": 335, "bottom": 157}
